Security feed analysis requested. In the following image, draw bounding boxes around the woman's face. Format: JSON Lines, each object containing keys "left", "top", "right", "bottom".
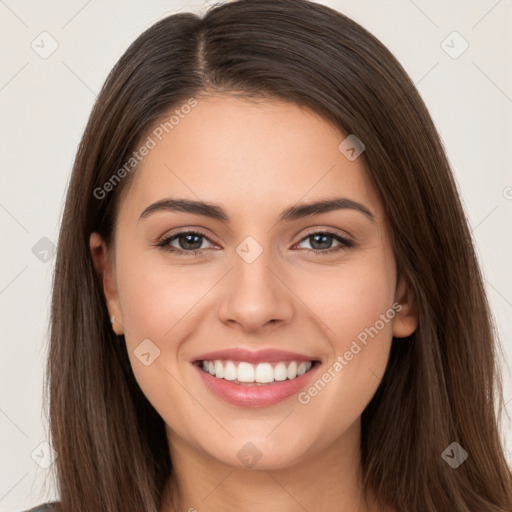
{"left": 91, "top": 94, "right": 416, "bottom": 471}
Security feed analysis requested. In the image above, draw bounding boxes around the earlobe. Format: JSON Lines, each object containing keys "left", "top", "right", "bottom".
{"left": 392, "top": 272, "right": 418, "bottom": 338}
{"left": 89, "top": 232, "right": 124, "bottom": 335}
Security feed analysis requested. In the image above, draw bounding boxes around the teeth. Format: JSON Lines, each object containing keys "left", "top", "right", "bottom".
{"left": 224, "top": 361, "right": 237, "bottom": 380}
{"left": 297, "top": 362, "right": 308, "bottom": 376}
{"left": 274, "top": 362, "right": 288, "bottom": 381}
{"left": 200, "top": 359, "right": 313, "bottom": 383}
{"left": 238, "top": 362, "right": 255, "bottom": 382}
{"left": 287, "top": 361, "right": 297, "bottom": 379}
{"left": 214, "top": 360, "right": 224, "bottom": 378}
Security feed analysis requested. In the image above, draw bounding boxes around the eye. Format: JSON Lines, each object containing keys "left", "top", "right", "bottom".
{"left": 156, "top": 230, "right": 216, "bottom": 256}
{"left": 294, "top": 230, "right": 354, "bottom": 255}
{"left": 155, "top": 229, "right": 354, "bottom": 256}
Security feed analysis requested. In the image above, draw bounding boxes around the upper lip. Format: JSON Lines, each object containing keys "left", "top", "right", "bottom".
{"left": 193, "top": 348, "right": 318, "bottom": 364}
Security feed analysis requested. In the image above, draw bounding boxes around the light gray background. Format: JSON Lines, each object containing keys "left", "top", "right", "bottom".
{"left": 1, "top": 1, "right": 511, "bottom": 510}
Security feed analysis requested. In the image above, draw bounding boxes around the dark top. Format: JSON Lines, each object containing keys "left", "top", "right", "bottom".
{"left": 21, "top": 502, "right": 58, "bottom": 512}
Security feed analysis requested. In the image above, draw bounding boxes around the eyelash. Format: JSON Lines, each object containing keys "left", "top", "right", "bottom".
{"left": 155, "top": 229, "right": 354, "bottom": 257}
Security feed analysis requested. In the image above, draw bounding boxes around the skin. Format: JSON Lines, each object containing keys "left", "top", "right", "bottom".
{"left": 90, "top": 94, "right": 417, "bottom": 512}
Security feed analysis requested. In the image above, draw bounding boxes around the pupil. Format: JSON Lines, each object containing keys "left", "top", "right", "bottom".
{"left": 312, "top": 234, "right": 331, "bottom": 250}
{"left": 181, "top": 234, "right": 202, "bottom": 250}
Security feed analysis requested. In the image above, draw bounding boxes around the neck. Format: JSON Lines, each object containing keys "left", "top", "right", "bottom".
{"left": 159, "top": 419, "right": 383, "bottom": 512}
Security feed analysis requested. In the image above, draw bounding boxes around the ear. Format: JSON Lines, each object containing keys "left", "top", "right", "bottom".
{"left": 392, "top": 271, "right": 418, "bottom": 338}
{"left": 89, "top": 232, "right": 124, "bottom": 335}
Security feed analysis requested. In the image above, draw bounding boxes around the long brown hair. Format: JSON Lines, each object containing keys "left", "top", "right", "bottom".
{"left": 44, "top": 0, "right": 512, "bottom": 510}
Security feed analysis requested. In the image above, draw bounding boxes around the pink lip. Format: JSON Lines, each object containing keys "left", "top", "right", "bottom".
{"left": 193, "top": 360, "right": 321, "bottom": 407}
{"left": 193, "top": 348, "right": 317, "bottom": 364}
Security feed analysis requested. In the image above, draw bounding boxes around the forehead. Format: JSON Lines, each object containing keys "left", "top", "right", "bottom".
{"left": 117, "top": 95, "right": 382, "bottom": 224}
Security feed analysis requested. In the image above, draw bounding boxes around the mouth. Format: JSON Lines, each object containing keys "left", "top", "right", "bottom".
{"left": 193, "top": 359, "right": 321, "bottom": 386}
{"left": 192, "top": 358, "right": 322, "bottom": 407}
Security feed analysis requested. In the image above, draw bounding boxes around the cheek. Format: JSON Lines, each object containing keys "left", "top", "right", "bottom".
{"left": 111, "top": 250, "right": 196, "bottom": 394}
{"left": 114, "top": 254, "right": 203, "bottom": 423}
{"left": 115, "top": 251, "right": 203, "bottom": 342}
{"left": 300, "top": 250, "right": 396, "bottom": 342}
{"left": 293, "top": 253, "right": 396, "bottom": 409}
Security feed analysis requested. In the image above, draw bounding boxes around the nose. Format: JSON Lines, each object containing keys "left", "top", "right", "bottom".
{"left": 217, "top": 243, "right": 295, "bottom": 333}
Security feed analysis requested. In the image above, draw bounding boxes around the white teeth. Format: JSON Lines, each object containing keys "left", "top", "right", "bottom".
{"left": 274, "top": 362, "right": 288, "bottom": 381}
{"left": 214, "top": 360, "right": 224, "bottom": 378}
{"left": 237, "top": 362, "right": 255, "bottom": 382}
{"left": 200, "top": 359, "right": 314, "bottom": 383}
{"left": 287, "top": 361, "right": 297, "bottom": 379}
{"left": 223, "top": 361, "right": 237, "bottom": 381}
{"left": 255, "top": 363, "right": 274, "bottom": 383}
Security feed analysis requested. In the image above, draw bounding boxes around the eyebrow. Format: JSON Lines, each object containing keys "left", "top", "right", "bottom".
{"left": 138, "top": 197, "right": 375, "bottom": 223}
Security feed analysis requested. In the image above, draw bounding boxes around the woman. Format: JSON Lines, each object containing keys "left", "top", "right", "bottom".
{"left": 25, "top": 0, "right": 512, "bottom": 510}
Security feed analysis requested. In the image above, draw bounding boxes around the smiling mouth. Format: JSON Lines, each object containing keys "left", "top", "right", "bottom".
{"left": 194, "top": 359, "right": 321, "bottom": 386}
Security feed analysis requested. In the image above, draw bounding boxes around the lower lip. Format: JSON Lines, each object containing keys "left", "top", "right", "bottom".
{"left": 193, "top": 361, "right": 321, "bottom": 407}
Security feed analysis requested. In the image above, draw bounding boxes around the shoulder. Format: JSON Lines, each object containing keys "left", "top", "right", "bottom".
{"left": 20, "top": 502, "right": 59, "bottom": 512}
